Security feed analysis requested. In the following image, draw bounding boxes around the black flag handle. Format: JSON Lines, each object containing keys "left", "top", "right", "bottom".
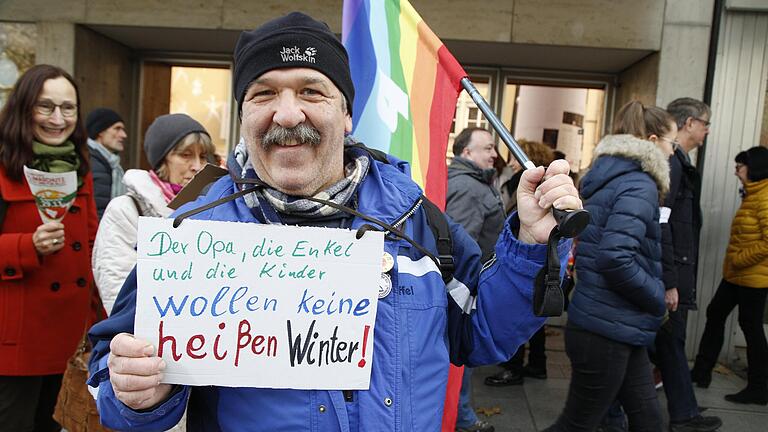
{"left": 460, "top": 77, "right": 589, "bottom": 317}
{"left": 459, "top": 77, "right": 589, "bottom": 238}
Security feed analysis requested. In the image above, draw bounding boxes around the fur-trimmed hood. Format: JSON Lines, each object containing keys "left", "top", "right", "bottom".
{"left": 585, "top": 134, "right": 670, "bottom": 198}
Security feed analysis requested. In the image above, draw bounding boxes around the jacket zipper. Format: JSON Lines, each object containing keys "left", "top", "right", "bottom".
{"left": 392, "top": 197, "right": 423, "bottom": 231}
{"left": 343, "top": 390, "right": 354, "bottom": 402}
{"left": 481, "top": 253, "right": 497, "bottom": 274}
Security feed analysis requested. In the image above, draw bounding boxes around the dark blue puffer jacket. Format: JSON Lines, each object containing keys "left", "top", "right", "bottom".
{"left": 569, "top": 134, "right": 670, "bottom": 346}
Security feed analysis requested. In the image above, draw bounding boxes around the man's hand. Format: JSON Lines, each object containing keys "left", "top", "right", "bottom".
{"left": 108, "top": 333, "right": 173, "bottom": 410}
{"left": 665, "top": 288, "right": 679, "bottom": 312}
{"left": 516, "top": 159, "right": 582, "bottom": 244}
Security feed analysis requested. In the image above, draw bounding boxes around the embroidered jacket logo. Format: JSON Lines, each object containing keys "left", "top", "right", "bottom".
{"left": 280, "top": 46, "right": 317, "bottom": 63}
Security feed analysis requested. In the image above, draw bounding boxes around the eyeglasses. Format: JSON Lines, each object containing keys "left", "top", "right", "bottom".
{"left": 35, "top": 100, "right": 78, "bottom": 118}
{"left": 659, "top": 137, "right": 679, "bottom": 149}
{"left": 692, "top": 117, "right": 711, "bottom": 127}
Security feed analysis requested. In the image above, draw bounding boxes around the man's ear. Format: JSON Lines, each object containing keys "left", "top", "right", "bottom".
{"left": 648, "top": 134, "right": 659, "bottom": 142}
{"left": 345, "top": 114, "right": 353, "bottom": 134}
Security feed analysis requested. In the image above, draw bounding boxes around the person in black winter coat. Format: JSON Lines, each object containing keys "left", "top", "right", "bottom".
{"left": 655, "top": 98, "right": 722, "bottom": 432}
{"left": 545, "top": 101, "right": 676, "bottom": 432}
{"left": 86, "top": 108, "right": 127, "bottom": 219}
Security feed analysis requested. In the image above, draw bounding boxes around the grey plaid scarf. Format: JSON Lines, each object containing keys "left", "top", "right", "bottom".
{"left": 233, "top": 137, "right": 370, "bottom": 222}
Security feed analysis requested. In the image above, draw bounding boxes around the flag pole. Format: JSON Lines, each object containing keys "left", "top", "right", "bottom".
{"left": 460, "top": 77, "right": 590, "bottom": 238}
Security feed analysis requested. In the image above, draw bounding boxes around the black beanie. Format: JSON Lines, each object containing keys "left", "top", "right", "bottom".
{"left": 143, "top": 114, "right": 209, "bottom": 170}
{"left": 233, "top": 12, "right": 354, "bottom": 114}
{"left": 86, "top": 108, "right": 124, "bottom": 139}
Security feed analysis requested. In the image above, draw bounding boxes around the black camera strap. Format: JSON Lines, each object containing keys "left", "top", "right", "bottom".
{"left": 533, "top": 226, "right": 565, "bottom": 317}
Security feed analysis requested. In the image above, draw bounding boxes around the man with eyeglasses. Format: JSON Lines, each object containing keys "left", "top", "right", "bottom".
{"left": 657, "top": 97, "right": 722, "bottom": 432}
{"left": 86, "top": 108, "right": 127, "bottom": 219}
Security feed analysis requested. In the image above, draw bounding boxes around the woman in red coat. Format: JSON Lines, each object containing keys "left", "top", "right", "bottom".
{"left": 0, "top": 64, "right": 99, "bottom": 431}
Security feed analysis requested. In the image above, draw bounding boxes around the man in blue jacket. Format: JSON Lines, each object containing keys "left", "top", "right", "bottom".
{"left": 87, "top": 12, "right": 581, "bottom": 432}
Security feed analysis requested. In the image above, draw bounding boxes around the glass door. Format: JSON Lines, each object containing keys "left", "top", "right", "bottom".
{"left": 139, "top": 61, "right": 234, "bottom": 170}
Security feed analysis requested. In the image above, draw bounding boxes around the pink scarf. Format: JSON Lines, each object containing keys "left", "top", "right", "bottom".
{"left": 149, "top": 170, "right": 182, "bottom": 204}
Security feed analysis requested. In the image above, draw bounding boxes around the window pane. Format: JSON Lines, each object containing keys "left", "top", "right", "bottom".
{"left": 170, "top": 66, "right": 232, "bottom": 161}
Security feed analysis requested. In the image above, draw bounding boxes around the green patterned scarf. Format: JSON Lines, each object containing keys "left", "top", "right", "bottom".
{"left": 30, "top": 140, "right": 82, "bottom": 187}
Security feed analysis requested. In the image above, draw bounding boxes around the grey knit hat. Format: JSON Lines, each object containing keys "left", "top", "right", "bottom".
{"left": 143, "top": 114, "right": 209, "bottom": 170}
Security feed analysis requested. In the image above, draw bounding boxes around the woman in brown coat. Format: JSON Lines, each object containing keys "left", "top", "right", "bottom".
{"left": 0, "top": 64, "right": 99, "bottom": 430}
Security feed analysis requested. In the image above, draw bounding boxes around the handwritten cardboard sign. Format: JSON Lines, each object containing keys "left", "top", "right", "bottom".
{"left": 135, "top": 217, "right": 384, "bottom": 389}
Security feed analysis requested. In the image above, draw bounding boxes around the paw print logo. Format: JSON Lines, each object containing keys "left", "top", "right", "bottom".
{"left": 305, "top": 47, "right": 317, "bottom": 57}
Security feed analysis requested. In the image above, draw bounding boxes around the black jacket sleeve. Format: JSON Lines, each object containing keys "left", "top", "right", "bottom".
{"left": 90, "top": 152, "right": 112, "bottom": 220}
{"left": 661, "top": 154, "right": 682, "bottom": 290}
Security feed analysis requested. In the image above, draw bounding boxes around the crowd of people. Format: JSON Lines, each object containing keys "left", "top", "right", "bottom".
{"left": 0, "top": 10, "right": 766, "bottom": 432}
{"left": 446, "top": 96, "right": 762, "bottom": 432}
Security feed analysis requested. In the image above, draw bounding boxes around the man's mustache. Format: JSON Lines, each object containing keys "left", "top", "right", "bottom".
{"left": 259, "top": 123, "right": 321, "bottom": 149}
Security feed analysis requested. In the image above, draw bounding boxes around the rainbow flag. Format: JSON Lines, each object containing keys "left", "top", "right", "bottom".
{"left": 342, "top": 0, "right": 467, "bottom": 207}
{"left": 342, "top": 2, "right": 467, "bottom": 430}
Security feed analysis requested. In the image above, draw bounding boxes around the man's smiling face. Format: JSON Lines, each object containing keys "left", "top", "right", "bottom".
{"left": 241, "top": 68, "right": 352, "bottom": 197}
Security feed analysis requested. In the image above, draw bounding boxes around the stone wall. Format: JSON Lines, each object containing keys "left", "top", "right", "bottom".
{"left": 614, "top": 53, "right": 660, "bottom": 116}
{"left": 74, "top": 25, "right": 136, "bottom": 165}
{"left": 655, "top": 0, "right": 715, "bottom": 107}
{"left": 1, "top": 0, "right": 666, "bottom": 50}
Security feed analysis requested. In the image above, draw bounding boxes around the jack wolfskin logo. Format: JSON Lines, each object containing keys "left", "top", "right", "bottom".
{"left": 280, "top": 46, "right": 317, "bottom": 64}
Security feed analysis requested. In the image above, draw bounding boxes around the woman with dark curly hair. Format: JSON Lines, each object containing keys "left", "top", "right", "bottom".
{"left": 0, "top": 64, "right": 99, "bottom": 431}
{"left": 691, "top": 146, "right": 768, "bottom": 406}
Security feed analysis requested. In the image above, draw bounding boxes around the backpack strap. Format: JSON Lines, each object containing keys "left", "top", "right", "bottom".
{"left": 347, "top": 141, "right": 391, "bottom": 164}
{"left": 346, "top": 141, "right": 456, "bottom": 283}
{"left": 420, "top": 196, "right": 454, "bottom": 284}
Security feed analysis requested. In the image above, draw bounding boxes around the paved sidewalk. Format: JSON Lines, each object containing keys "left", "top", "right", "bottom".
{"left": 468, "top": 326, "right": 768, "bottom": 432}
